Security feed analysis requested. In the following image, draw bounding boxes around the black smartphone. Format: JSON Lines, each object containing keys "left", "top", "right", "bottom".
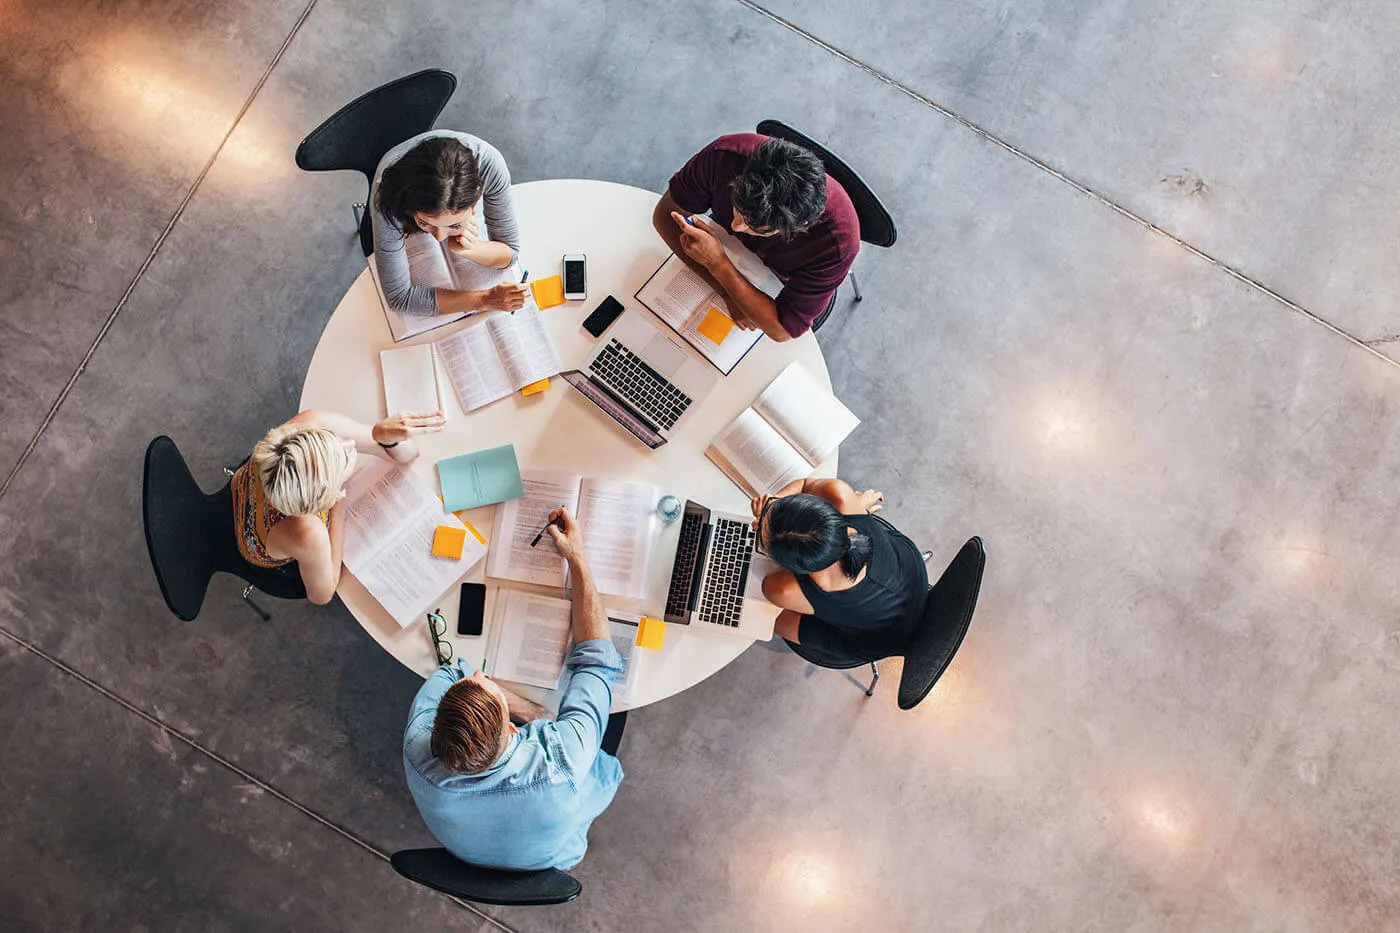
{"left": 582, "top": 295, "right": 625, "bottom": 337}
{"left": 457, "top": 582, "right": 486, "bottom": 637}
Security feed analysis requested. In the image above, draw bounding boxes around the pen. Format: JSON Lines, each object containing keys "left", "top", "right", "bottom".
{"left": 519, "top": 269, "right": 529, "bottom": 283}
{"left": 530, "top": 512, "right": 564, "bottom": 547}
{"left": 683, "top": 215, "right": 698, "bottom": 228}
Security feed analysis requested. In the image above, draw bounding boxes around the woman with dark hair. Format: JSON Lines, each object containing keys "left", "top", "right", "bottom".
{"left": 370, "top": 131, "right": 529, "bottom": 317}
{"left": 755, "top": 478, "right": 928, "bottom": 662}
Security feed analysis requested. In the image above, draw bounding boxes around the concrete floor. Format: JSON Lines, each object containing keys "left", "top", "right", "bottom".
{"left": 2, "top": 0, "right": 1398, "bottom": 930}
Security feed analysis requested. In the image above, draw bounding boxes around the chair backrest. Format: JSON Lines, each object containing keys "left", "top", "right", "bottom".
{"left": 295, "top": 69, "right": 459, "bottom": 185}
{"left": 756, "top": 119, "right": 897, "bottom": 248}
{"left": 142, "top": 436, "right": 224, "bottom": 621}
{"left": 897, "top": 537, "right": 985, "bottom": 710}
{"left": 390, "top": 848, "right": 582, "bottom": 906}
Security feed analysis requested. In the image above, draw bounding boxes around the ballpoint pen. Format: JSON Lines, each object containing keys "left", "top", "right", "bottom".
{"left": 530, "top": 512, "right": 565, "bottom": 547}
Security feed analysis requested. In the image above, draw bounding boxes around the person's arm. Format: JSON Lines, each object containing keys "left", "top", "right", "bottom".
{"left": 763, "top": 477, "right": 882, "bottom": 514}
{"left": 288, "top": 409, "right": 444, "bottom": 466}
{"left": 469, "top": 139, "right": 520, "bottom": 266}
{"left": 498, "top": 684, "right": 552, "bottom": 725}
{"left": 761, "top": 569, "right": 815, "bottom": 615}
{"left": 664, "top": 211, "right": 789, "bottom": 340}
{"left": 275, "top": 503, "right": 344, "bottom": 605}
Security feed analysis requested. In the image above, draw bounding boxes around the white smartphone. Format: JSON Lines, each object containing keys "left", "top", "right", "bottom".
{"left": 563, "top": 253, "right": 587, "bottom": 301}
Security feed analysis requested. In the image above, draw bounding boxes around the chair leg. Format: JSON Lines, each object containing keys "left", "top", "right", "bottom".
{"left": 848, "top": 270, "right": 863, "bottom": 302}
{"left": 352, "top": 202, "right": 365, "bottom": 229}
{"left": 865, "top": 661, "right": 879, "bottom": 697}
{"left": 240, "top": 585, "right": 272, "bottom": 622}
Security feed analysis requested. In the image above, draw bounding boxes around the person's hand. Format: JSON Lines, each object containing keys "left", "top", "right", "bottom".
{"left": 545, "top": 507, "right": 586, "bottom": 563}
{"left": 671, "top": 211, "right": 726, "bottom": 269}
{"left": 728, "top": 305, "right": 759, "bottom": 331}
{"left": 856, "top": 489, "right": 884, "bottom": 513}
{"left": 750, "top": 494, "right": 773, "bottom": 519}
{"left": 444, "top": 210, "right": 480, "bottom": 254}
{"left": 372, "top": 411, "right": 446, "bottom": 449}
{"left": 480, "top": 283, "right": 529, "bottom": 312}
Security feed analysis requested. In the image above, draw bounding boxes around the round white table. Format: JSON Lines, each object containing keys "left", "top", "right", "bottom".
{"left": 300, "top": 179, "right": 837, "bottom": 709}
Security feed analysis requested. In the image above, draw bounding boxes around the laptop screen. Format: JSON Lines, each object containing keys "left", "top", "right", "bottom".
{"left": 560, "top": 371, "right": 666, "bottom": 449}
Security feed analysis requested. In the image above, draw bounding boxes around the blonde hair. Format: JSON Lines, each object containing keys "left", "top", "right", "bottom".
{"left": 251, "top": 424, "right": 349, "bottom": 516}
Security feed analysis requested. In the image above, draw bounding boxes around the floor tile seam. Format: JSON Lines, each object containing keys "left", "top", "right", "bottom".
{"left": 731, "top": 0, "right": 1400, "bottom": 371}
{"left": 0, "top": 623, "right": 517, "bottom": 933}
{"left": 0, "top": 0, "right": 326, "bottom": 507}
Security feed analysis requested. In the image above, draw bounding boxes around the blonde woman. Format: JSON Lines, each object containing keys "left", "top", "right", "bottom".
{"left": 232, "top": 409, "right": 445, "bottom": 604}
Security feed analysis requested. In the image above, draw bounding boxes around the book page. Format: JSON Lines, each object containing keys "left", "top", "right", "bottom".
{"left": 605, "top": 613, "right": 643, "bottom": 707}
{"left": 379, "top": 345, "right": 442, "bottom": 417}
{"left": 435, "top": 320, "right": 513, "bottom": 411}
{"left": 484, "top": 470, "right": 582, "bottom": 588}
{"left": 706, "top": 221, "right": 784, "bottom": 298}
{"left": 678, "top": 291, "right": 763, "bottom": 375}
{"left": 342, "top": 460, "right": 428, "bottom": 568}
{"left": 635, "top": 255, "right": 714, "bottom": 331}
{"left": 488, "top": 591, "right": 573, "bottom": 689}
{"left": 488, "top": 304, "right": 564, "bottom": 389}
{"left": 708, "top": 407, "right": 813, "bottom": 496}
{"left": 573, "top": 479, "right": 658, "bottom": 599}
{"left": 751, "top": 362, "right": 860, "bottom": 466}
{"left": 402, "top": 232, "right": 454, "bottom": 289}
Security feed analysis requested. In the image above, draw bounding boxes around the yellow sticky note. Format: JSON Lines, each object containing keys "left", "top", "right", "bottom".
{"left": 431, "top": 525, "right": 467, "bottom": 560}
{"left": 520, "top": 378, "right": 551, "bottom": 397}
{"left": 461, "top": 519, "right": 486, "bottom": 545}
{"left": 696, "top": 307, "right": 734, "bottom": 345}
{"left": 636, "top": 617, "right": 667, "bottom": 650}
{"left": 530, "top": 275, "right": 566, "bottom": 309}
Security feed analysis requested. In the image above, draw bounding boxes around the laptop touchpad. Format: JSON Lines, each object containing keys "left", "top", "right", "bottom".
{"left": 643, "top": 334, "right": 687, "bottom": 378}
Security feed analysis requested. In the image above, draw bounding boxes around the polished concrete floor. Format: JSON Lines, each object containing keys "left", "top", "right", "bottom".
{"left": 2, "top": 1, "right": 1399, "bottom": 930}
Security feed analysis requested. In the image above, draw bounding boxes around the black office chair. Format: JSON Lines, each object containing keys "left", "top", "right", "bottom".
{"left": 786, "top": 536, "right": 985, "bottom": 709}
{"left": 295, "top": 69, "right": 459, "bottom": 256}
{"left": 755, "top": 120, "right": 897, "bottom": 331}
{"left": 142, "top": 436, "right": 306, "bottom": 622}
{"left": 390, "top": 849, "right": 581, "bottom": 906}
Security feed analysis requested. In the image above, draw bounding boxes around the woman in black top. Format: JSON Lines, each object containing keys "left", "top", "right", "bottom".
{"left": 756, "top": 478, "right": 928, "bottom": 662}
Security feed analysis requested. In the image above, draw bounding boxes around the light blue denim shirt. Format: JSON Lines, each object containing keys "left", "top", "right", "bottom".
{"left": 403, "top": 639, "right": 624, "bottom": 870}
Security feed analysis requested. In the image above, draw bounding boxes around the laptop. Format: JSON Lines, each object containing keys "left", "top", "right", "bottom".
{"left": 561, "top": 310, "right": 719, "bottom": 449}
{"left": 662, "top": 499, "right": 777, "bottom": 640}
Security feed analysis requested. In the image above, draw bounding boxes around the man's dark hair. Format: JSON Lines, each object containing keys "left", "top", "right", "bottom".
{"left": 729, "top": 138, "right": 828, "bottom": 237}
{"left": 431, "top": 679, "right": 508, "bottom": 774}
{"left": 375, "top": 137, "right": 483, "bottom": 232}
{"left": 764, "top": 493, "right": 872, "bottom": 578}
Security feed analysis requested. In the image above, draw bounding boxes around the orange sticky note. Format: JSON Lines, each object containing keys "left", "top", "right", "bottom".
{"left": 431, "top": 525, "right": 467, "bottom": 560}
{"left": 520, "top": 378, "right": 551, "bottom": 396}
{"left": 530, "top": 275, "right": 566, "bottom": 309}
{"left": 696, "top": 307, "right": 734, "bottom": 345}
{"left": 636, "top": 616, "right": 666, "bottom": 650}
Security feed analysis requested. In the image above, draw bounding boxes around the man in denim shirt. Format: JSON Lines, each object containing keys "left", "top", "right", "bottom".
{"left": 403, "top": 508, "right": 624, "bottom": 870}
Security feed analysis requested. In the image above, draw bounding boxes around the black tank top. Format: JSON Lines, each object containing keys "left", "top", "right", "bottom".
{"left": 795, "top": 514, "right": 928, "bottom": 656}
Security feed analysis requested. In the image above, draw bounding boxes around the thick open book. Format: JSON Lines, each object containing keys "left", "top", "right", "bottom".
{"left": 433, "top": 303, "right": 563, "bottom": 412}
{"left": 706, "top": 362, "right": 860, "bottom": 497}
{"left": 368, "top": 257, "right": 465, "bottom": 342}
{"left": 341, "top": 460, "right": 486, "bottom": 626}
{"left": 370, "top": 246, "right": 524, "bottom": 343}
{"left": 634, "top": 222, "right": 783, "bottom": 375}
{"left": 484, "top": 590, "right": 642, "bottom": 705}
{"left": 485, "top": 470, "right": 658, "bottom": 599}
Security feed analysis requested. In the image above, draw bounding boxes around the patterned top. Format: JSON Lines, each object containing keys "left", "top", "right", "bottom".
{"left": 231, "top": 461, "right": 329, "bottom": 568}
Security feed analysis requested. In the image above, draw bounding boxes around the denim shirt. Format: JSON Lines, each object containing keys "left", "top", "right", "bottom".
{"left": 403, "top": 639, "right": 624, "bottom": 870}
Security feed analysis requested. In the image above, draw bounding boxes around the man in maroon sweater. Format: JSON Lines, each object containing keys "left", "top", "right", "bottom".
{"left": 652, "top": 133, "right": 860, "bottom": 343}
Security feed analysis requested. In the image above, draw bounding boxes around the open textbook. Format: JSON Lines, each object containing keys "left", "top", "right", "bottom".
{"left": 434, "top": 304, "right": 563, "bottom": 412}
{"left": 634, "top": 221, "right": 783, "bottom": 375}
{"left": 342, "top": 460, "right": 486, "bottom": 625}
{"left": 485, "top": 470, "right": 658, "bottom": 599}
{"left": 706, "top": 362, "right": 861, "bottom": 497}
{"left": 370, "top": 247, "right": 524, "bottom": 342}
{"left": 368, "top": 256, "right": 465, "bottom": 342}
{"left": 484, "top": 590, "right": 642, "bottom": 705}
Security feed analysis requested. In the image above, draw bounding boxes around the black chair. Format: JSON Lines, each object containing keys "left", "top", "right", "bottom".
{"left": 295, "top": 69, "right": 459, "bottom": 256}
{"left": 390, "top": 849, "right": 581, "bottom": 906}
{"left": 142, "top": 436, "right": 306, "bottom": 622}
{"left": 755, "top": 119, "right": 897, "bottom": 331}
{"left": 786, "top": 536, "right": 985, "bottom": 710}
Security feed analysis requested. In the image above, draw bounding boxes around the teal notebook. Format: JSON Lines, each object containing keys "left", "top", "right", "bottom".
{"left": 437, "top": 444, "right": 525, "bottom": 512}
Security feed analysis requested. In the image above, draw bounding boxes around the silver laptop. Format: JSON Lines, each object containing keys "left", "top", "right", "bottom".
{"left": 561, "top": 310, "right": 718, "bottom": 449}
{"left": 662, "top": 499, "right": 777, "bottom": 640}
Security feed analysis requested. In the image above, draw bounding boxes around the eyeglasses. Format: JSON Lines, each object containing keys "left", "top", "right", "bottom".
{"left": 753, "top": 495, "right": 778, "bottom": 555}
{"left": 427, "top": 609, "right": 453, "bottom": 665}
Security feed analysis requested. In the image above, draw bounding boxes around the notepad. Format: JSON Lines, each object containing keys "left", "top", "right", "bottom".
{"left": 431, "top": 525, "right": 467, "bottom": 560}
{"left": 696, "top": 307, "right": 734, "bottom": 345}
{"left": 520, "top": 377, "right": 551, "bottom": 396}
{"left": 437, "top": 444, "right": 525, "bottom": 512}
{"left": 636, "top": 616, "right": 666, "bottom": 650}
{"left": 530, "top": 275, "right": 566, "bottom": 309}
{"left": 379, "top": 345, "right": 441, "bottom": 417}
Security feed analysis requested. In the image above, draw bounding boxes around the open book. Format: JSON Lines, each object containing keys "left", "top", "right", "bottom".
{"left": 485, "top": 470, "right": 658, "bottom": 598}
{"left": 434, "top": 303, "right": 563, "bottom": 412}
{"left": 484, "top": 590, "right": 642, "bottom": 705}
{"left": 342, "top": 460, "right": 486, "bottom": 625}
{"left": 706, "top": 362, "right": 860, "bottom": 497}
{"left": 634, "top": 222, "right": 783, "bottom": 375}
{"left": 368, "top": 257, "right": 465, "bottom": 342}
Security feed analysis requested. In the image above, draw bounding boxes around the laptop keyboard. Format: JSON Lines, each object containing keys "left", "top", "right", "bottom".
{"left": 698, "top": 518, "right": 754, "bottom": 628}
{"left": 590, "top": 340, "right": 693, "bottom": 431}
{"left": 665, "top": 511, "right": 706, "bottom": 618}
